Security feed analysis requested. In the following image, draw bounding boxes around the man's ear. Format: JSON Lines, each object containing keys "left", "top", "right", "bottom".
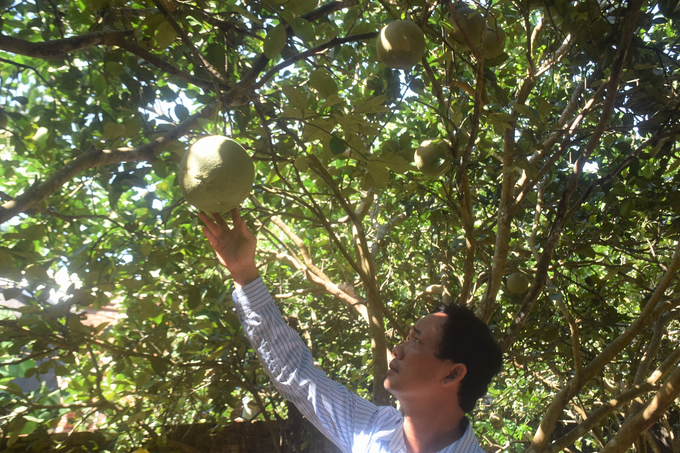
{"left": 442, "top": 363, "right": 467, "bottom": 388}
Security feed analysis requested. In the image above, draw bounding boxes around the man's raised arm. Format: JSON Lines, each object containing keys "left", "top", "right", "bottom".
{"left": 199, "top": 210, "right": 390, "bottom": 453}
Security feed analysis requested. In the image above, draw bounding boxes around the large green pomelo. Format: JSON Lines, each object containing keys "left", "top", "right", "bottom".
{"left": 178, "top": 136, "right": 254, "bottom": 212}
{"left": 376, "top": 20, "right": 426, "bottom": 70}
{"left": 507, "top": 272, "right": 531, "bottom": 293}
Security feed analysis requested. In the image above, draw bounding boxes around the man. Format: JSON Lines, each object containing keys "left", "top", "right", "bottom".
{"left": 200, "top": 209, "right": 503, "bottom": 453}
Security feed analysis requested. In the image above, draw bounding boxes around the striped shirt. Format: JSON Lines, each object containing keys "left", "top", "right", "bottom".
{"left": 233, "top": 278, "right": 485, "bottom": 453}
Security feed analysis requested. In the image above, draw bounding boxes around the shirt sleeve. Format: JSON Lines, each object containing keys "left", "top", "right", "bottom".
{"left": 232, "top": 277, "right": 380, "bottom": 453}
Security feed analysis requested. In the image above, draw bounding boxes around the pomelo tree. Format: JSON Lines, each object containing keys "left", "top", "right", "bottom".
{"left": 1, "top": 0, "right": 679, "bottom": 451}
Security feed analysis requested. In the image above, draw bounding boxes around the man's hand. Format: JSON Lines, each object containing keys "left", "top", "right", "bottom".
{"left": 199, "top": 209, "right": 259, "bottom": 286}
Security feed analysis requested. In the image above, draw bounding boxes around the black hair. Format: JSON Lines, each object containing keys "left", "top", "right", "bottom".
{"left": 434, "top": 303, "right": 503, "bottom": 413}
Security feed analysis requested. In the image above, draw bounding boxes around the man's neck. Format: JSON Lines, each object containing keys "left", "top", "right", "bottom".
{"left": 402, "top": 406, "right": 466, "bottom": 453}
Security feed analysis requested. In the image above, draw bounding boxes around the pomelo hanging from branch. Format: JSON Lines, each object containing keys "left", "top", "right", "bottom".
{"left": 178, "top": 136, "right": 255, "bottom": 212}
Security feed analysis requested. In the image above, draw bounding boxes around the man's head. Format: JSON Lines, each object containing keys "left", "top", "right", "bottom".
{"left": 384, "top": 303, "right": 502, "bottom": 414}
{"left": 435, "top": 303, "right": 503, "bottom": 413}
{"left": 385, "top": 312, "right": 465, "bottom": 402}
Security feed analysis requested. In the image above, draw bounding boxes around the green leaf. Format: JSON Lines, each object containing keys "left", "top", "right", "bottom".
{"left": 289, "top": 17, "right": 316, "bottom": 42}
{"left": 0, "top": 249, "right": 17, "bottom": 274}
{"left": 281, "top": 85, "right": 308, "bottom": 110}
{"left": 286, "top": 0, "right": 319, "bottom": 15}
{"left": 6, "top": 416, "right": 26, "bottom": 447}
{"left": 138, "top": 297, "right": 160, "bottom": 319}
{"left": 103, "top": 122, "right": 126, "bottom": 139}
{"left": 352, "top": 95, "right": 389, "bottom": 114}
{"left": 294, "top": 155, "right": 310, "bottom": 172}
{"left": 92, "top": 72, "right": 107, "bottom": 94}
{"left": 302, "top": 119, "right": 334, "bottom": 142}
{"left": 310, "top": 69, "right": 339, "bottom": 98}
{"left": 575, "top": 245, "right": 597, "bottom": 258}
{"left": 135, "top": 372, "right": 152, "bottom": 389}
{"left": 175, "top": 104, "right": 190, "bottom": 122}
{"left": 376, "top": 153, "right": 413, "bottom": 174}
{"left": 2, "top": 287, "right": 22, "bottom": 300}
{"left": 155, "top": 21, "right": 178, "bottom": 49}
{"left": 511, "top": 102, "right": 540, "bottom": 121}
{"left": 329, "top": 136, "right": 346, "bottom": 155}
{"left": 263, "top": 24, "right": 287, "bottom": 59}
{"left": 366, "top": 161, "right": 390, "bottom": 188}
{"left": 186, "top": 286, "right": 202, "bottom": 310}
{"left": 150, "top": 357, "right": 169, "bottom": 375}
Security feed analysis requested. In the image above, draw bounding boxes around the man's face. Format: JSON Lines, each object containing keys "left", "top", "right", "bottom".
{"left": 384, "top": 312, "right": 455, "bottom": 398}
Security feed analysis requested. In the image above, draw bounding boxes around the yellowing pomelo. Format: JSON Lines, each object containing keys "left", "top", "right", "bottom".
{"left": 414, "top": 139, "right": 451, "bottom": 177}
{"left": 178, "top": 136, "right": 254, "bottom": 212}
{"left": 376, "top": 20, "right": 426, "bottom": 70}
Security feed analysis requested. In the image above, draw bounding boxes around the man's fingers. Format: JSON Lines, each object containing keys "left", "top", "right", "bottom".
{"left": 201, "top": 225, "right": 218, "bottom": 246}
{"left": 231, "top": 208, "right": 242, "bottom": 227}
{"left": 211, "top": 212, "right": 231, "bottom": 231}
{"left": 240, "top": 219, "right": 251, "bottom": 237}
{"left": 199, "top": 212, "right": 224, "bottom": 237}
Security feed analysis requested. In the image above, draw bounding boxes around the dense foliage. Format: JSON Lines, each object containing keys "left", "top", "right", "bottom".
{"left": 1, "top": 0, "right": 680, "bottom": 451}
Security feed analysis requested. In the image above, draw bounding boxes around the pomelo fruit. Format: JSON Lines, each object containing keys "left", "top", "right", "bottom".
{"left": 507, "top": 272, "right": 530, "bottom": 293}
{"left": 489, "top": 413, "right": 504, "bottom": 430}
{"left": 445, "top": 5, "right": 486, "bottom": 51}
{"left": 482, "top": 25, "right": 506, "bottom": 58}
{"left": 376, "top": 20, "right": 426, "bottom": 70}
{"left": 178, "top": 136, "right": 254, "bottom": 212}
{"left": 414, "top": 139, "right": 451, "bottom": 177}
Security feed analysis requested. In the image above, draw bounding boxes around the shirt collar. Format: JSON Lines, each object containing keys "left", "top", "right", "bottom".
{"left": 391, "top": 416, "right": 479, "bottom": 453}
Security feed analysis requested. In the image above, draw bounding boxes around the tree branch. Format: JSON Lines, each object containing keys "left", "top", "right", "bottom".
{"left": 116, "top": 40, "right": 229, "bottom": 92}
{"left": 455, "top": 45, "right": 487, "bottom": 307}
{"left": 0, "top": 30, "right": 133, "bottom": 59}
{"left": 479, "top": 77, "right": 535, "bottom": 320}
{"left": 251, "top": 32, "right": 378, "bottom": 90}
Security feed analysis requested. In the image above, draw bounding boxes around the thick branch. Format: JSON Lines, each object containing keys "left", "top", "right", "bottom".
{"left": 0, "top": 102, "right": 217, "bottom": 224}
{"left": 515, "top": 82, "right": 607, "bottom": 211}
{"left": 521, "top": 1, "right": 653, "bottom": 448}
{"left": 444, "top": 1, "right": 482, "bottom": 61}
{"left": 479, "top": 77, "right": 535, "bottom": 319}
{"left": 271, "top": 245, "right": 370, "bottom": 323}
{"left": 0, "top": 30, "right": 133, "bottom": 59}
{"left": 556, "top": 296, "right": 582, "bottom": 388}
{"left": 455, "top": 48, "right": 487, "bottom": 306}
{"left": 634, "top": 308, "right": 679, "bottom": 385}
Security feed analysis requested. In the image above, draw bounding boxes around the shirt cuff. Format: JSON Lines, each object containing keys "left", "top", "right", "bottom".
{"left": 232, "top": 276, "right": 273, "bottom": 313}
